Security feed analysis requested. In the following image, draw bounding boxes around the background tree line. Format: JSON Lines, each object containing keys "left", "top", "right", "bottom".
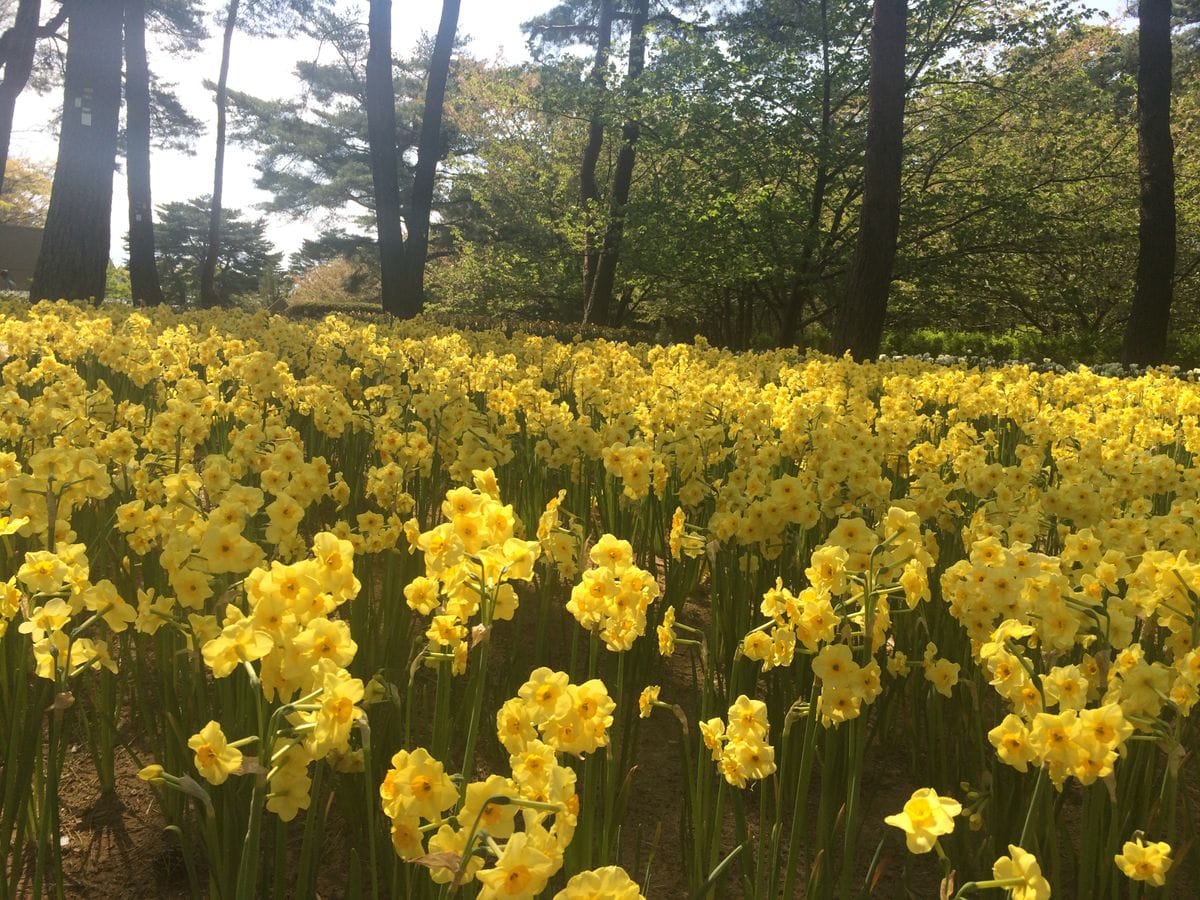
{"left": 1, "top": 1, "right": 1196, "bottom": 363}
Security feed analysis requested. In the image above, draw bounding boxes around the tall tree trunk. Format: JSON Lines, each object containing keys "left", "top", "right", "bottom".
{"left": 30, "top": 0, "right": 123, "bottom": 303}
{"left": 832, "top": 0, "right": 908, "bottom": 362}
{"left": 124, "top": 0, "right": 164, "bottom": 306}
{"left": 367, "top": 0, "right": 405, "bottom": 315}
{"left": 781, "top": 0, "right": 831, "bottom": 346}
{"left": 580, "top": 0, "right": 614, "bottom": 310}
{"left": 585, "top": 0, "right": 648, "bottom": 326}
{"left": 1121, "top": 0, "right": 1176, "bottom": 366}
{"left": 198, "top": 0, "right": 239, "bottom": 308}
{"left": 0, "top": 0, "right": 41, "bottom": 197}
{"left": 398, "top": 0, "right": 460, "bottom": 316}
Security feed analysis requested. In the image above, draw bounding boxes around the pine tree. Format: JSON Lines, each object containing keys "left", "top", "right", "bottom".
{"left": 29, "top": 0, "right": 123, "bottom": 303}
{"left": 832, "top": 0, "right": 908, "bottom": 361}
{"left": 1121, "top": 0, "right": 1176, "bottom": 366}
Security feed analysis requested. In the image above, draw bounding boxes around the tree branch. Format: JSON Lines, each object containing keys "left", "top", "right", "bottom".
{"left": 37, "top": 2, "right": 69, "bottom": 38}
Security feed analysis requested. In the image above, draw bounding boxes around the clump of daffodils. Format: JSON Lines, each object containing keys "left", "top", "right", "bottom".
{"left": 406, "top": 470, "right": 542, "bottom": 672}
{"left": 13, "top": 543, "right": 129, "bottom": 680}
{"left": 742, "top": 578, "right": 841, "bottom": 672}
{"left": 812, "top": 642, "right": 884, "bottom": 727}
{"left": 227, "top": 534, "right": 360, "bottom": 801}
{"left": 980, "top": 618, "right": 1137, "bottom": 789}
{"left": 741, "top": 509, "right": 932, "bottom": 719}
{"left": 381, "top": 667, "right": 612, "bottom": 892}
{"left": 700, "top": 695, "right": 777, "bottom": 788}
{"left": 139, "top": 532, "right": 366, "bottom": 821}
{"left": 536, "top": 489, "right": 584, "bottom": 579}
{"left": 379, "top": 747, "right": 460, "bottom": 863}
{"left": 567, "top": 533, "right": 660, "bottom": 651}
{"left": 499, "top": 666, "right": 615, "bottom": 759}
{"left": 205, "top": 531, "right": 360, "bottom": 689}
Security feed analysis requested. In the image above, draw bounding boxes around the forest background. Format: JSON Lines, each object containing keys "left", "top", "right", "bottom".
{"left": 1, "top": 0, "right": 1198, "bottom": 363}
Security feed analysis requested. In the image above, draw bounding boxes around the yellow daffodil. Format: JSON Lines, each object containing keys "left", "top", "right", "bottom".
{"left": 1115, "top": 836, "right": 1172, "bottom": 886}
{"left": 884, "top": 788, "right": 961, "bottom": 854}
{"left": 991, "top": 845, "right": 1051, "bottom": 900}
{"left": 187, "top": 721, "right": 242, "bottom": 786}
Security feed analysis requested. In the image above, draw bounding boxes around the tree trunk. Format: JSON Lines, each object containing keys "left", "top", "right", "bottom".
{"left": 30, "top": 0, "right": 123, "bottom": 303}
{"left": 198, "top": 0, "right": 239, "bottom": 308}
{"left": 832, "top": 0, "right": 908, "bottom": 362}
{"left": 781, "top": 0, "right": 831, "bottom": 346}
{"left": 0, "top": 0, "right": 41, "bottom": 198}
{"left": 398, "top": 0, "right": 460, "bottom": 316}
{"left": 124, "top": 0, "right": 164, "bottom": 306}
{"left": 366, "top": 0, "right": 405, "bottom": 315}
{"left": 580, "top": 0, "right": 614, "bottom": 311}
{"left": 1121, "top": 0, "right": 1176, "bottom": 366}
{"left": 585, "top": 0, "right": 648, "bottom": 326}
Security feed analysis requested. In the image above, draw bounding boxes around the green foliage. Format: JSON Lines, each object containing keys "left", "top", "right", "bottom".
{"left": 425, "top": 64, "right": 585, "bottom": 319}
{"left": 105, "top": 263, "right": 133, "bottom": 301}
{"left": 288, "top": 228, "right": 375, "bottom": 272}
{"left": 896, "top": 23, "right": 1134, "bottom": 338}
{"left": 0, "top": 158, "right": 52, "bottom": 228}
{"left": 413, "top": 1, "right": 1200, "bottom": 358}
{"left": 163, "top": 0, "right": 1200, "bottom": 359}
{"left": 226, "top": 6, "right": 473, "bottom": 226}
{"left": 287, "top": 256, "right": 379, "bottom": 310}
{"left": 150, "top": 196, "right": 282, "bottom": 307}
{"left": 881, "top": 326, "right": 1200, "bottom": 369}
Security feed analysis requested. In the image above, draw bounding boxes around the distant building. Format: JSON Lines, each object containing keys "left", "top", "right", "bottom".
{"left": 0, "top": 224, "right": 44, "bottom": 289}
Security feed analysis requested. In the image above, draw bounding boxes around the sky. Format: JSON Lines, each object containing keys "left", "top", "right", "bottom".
{"left": 7, "top": 0, "right": 1132, "bottom": 266}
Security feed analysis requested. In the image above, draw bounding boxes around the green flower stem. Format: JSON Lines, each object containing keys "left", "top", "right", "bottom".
{"left": 952, "top": 876, "right": 1027, "bottom": 898}
{"left": 355, "top": 718, "right": 380, "bottom": 900}
{"left": 459, "top": 604, "right": 494, "bottom": 788}
{"left": 1019, "top": 766, "right": 1047, "bottom": 849}
{"left": 782, "top": 685, "right": 820, "bottom": 900}
{"left": 432, "top": 658, "right": 452, "bottom": 763}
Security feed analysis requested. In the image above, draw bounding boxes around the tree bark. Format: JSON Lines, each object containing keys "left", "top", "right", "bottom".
{"left": 30, "top": 0, "right": 123, "bottom": 303}
{"left": 398, "top": 0, "right": 460, "bottom": 316}
{"left": 366, "top": 0, "right": 405, "bottom": 315}
{"left": 580, "top": 0, "right": 614, "bottom": 311}
{"left": 585, "top": 0, "right": 648, "bottom": 326}
{"left": 0, "top": 0, "right": 42, "bottom": 197}
{"left": 198, "top": 0, "right": 239, "bottom": 308}
{"left": 1121, "top": 0, "right": 1176, "bottom": 366}
{"left": 831, "top": 0, "right": 908, "bottom": 362}
{"left": 781, "top": 0, "right": 831, "bottom": 346}
{"left": 124, "top": 0, "right": 164, "bottom": 306}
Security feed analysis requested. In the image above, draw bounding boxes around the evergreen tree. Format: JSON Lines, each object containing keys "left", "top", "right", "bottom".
{"left": 124, "top": 0, "right": 205, "bottom": 306}
{"left": 832, "top": 0, "right": 908, "bottom": 361}
{"left": 0, "top": 0, "right": 67, "bottom": 197}
{"left": 30, "top": 0, "right": 123, "bottom": 303}
{"left": 125, "top": 0, "right": 164, "bottom": 305}
{"left": 397, "top": 0, "right": 461, "bottom": 313}
{"left": 198, "top": 0, "right": 322, "bottom": 308}
{"left": 366, "top": 0, "right": 404, "bottom": 313}
{"left": 153, "top": 195, "right": 280, "bottom": 306}
{"left": 1122, "top": 0, "right": 1177, "bottom": 365}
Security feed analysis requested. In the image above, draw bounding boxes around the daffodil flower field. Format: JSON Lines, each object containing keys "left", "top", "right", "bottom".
{"left": 0, "top": 300, "right": 1197, "bottom": 899}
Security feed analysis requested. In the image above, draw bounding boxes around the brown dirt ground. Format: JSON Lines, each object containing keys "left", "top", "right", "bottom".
{"left": 37, "top": 744, "right": 190, "bottom": 899}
